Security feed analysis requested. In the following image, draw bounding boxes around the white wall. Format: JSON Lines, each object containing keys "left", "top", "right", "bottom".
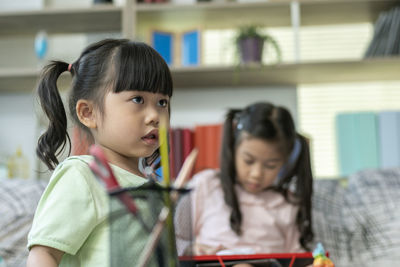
{"left": 171, "top": 86, "right": 297, "bottom": 128}
{"left": 0, "top": 93, "right": 38, "bottom": 179}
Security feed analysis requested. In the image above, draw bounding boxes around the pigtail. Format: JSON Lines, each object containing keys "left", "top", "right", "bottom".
{"left": 293, "top": 133, "right": 314, "bottom": 250}
{"left": 220, "top": 109, "right": 242, "bottom": 235}
{"left": 36, "top": 61, "right": 71, "bottom": 170}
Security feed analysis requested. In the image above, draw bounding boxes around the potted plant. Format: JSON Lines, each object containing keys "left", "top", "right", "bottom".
{"left": 235, "top": 25, "right": 281, "bottom": 65}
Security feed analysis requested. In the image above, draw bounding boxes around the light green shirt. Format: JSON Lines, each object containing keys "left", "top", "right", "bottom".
{"left": 27, "top": 155, "right": 148, "bottom": 267}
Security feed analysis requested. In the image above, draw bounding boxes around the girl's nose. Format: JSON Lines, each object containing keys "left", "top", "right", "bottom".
{"left": 145, "top": 107, "right": 160, "bottom": 126}
{"left": 249, "top": 164, "right": 263, "bottom": 179}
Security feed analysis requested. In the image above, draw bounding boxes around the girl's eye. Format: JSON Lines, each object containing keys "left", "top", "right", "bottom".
{"left": 264, "top": 164, "right": 278, "bottom": 170}
{"left": 158, "top": 99, "right": 168, "bottom": 107}
{"left": 132, "top": 96, "right": 144, "bottom": 104}
{"left": 244, "top": 159, "right": 253, "bottom": 165}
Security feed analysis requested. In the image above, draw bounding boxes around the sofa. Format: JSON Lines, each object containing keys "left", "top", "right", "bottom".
{"left": 312, "top": 168, "right": 400, "bottom": 266}
{"left": 0, "top": 178, "right": 46, "bottom": 267}
{"left": 1, "top": 168, "right": 399, "bottom": 267}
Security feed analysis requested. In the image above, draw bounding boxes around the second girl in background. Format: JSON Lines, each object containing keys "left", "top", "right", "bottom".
{"left": 190, "top": 102, "right": 314, "bottom": 256}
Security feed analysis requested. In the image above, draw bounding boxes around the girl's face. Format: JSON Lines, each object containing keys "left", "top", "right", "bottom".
{"left": 235, "top": 136, "right": 285, "bottom": 194}
{"left": 94, "top": 90, "right": 169, "bottom": 174}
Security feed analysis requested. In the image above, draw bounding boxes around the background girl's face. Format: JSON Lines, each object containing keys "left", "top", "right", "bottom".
{"left": 93, "top": 90, "right": 169, "bottom": 170}
{"left": 235, "top": 136, "right": 285, "bottom": 194}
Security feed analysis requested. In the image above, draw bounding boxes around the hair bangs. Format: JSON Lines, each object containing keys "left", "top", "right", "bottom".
{"left": 113, "top": 42, "right": 173, "bottom": 97}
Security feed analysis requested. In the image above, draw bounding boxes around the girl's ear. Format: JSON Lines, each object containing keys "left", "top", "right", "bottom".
{"left": 76, "top": 99, "right": 97, "bottom": 129}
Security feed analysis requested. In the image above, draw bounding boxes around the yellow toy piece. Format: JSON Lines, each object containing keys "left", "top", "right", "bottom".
{"left": 312, "top": 243, "right": 334, "bottom": 267}
{"left": 313, "top": 255, "right": 334, "bottom": 267}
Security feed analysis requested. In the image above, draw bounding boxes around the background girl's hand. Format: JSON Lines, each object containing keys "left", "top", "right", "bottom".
{"left": 194, "top": 243, "right": 225, "bottom": 255}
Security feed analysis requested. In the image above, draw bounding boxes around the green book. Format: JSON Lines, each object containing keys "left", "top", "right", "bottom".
{"left": 356, "top": 112, "right": 380, "bottom": 170}
{"left": 336, "top": 112, "right": 380, "bottom": 176}
{"left": 336, "top": 113, "right": 359, "bottom": 176}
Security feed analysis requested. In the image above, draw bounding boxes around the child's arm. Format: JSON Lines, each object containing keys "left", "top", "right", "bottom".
{"left": 27, "top": 245, "right": 64, "bottom": 267}
{"left": 194, "top": 243, "right": 225, "bottom": 255}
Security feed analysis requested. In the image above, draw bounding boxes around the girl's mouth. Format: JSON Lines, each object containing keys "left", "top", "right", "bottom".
{"left": 142, "top": 130, "right": 159, "bottom": 145}
{"left": 246, "top": 182, "right": 261, "bottom": 192}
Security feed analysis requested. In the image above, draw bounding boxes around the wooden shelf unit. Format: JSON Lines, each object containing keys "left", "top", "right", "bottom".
{"left": 0, "top": 0, "right": 399, "bottom": 91}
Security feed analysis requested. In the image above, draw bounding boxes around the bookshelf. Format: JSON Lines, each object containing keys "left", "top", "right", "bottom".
{"left": 136, "top": 0, "right": 399, "bottom": 30}
{"left": 171, "top": 57, "right": 400, "bottom": 87}
{"left": 0, "top": 5, "right": 121, "bottom": 35}
{"left": 0, "top": 0, "right": 400, "bottom": 92}
{"left": 1, "top": 0, "right": 397, "bottom": 36}
{"left": 0, "top": 68, "right": 71, "bottom": 92}
{"left": 1, "top": 57, "right": 399, "bottom": 92}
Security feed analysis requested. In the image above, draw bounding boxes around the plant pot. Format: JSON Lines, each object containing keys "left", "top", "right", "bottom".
{"left": 238, "top": 37, "right": 264, "bottom": 64}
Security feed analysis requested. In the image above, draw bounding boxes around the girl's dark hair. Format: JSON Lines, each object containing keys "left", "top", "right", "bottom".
{"left": 219, "top": 102, "right": 313, "bottom": 250}
{"left": 36, "top": 39, "right": 173, "bottom": 170}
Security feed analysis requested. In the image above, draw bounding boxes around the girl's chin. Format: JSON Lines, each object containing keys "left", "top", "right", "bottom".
{"left": 244, "top": 185, "right": 262, "bottom": 194}
{"left": 142, "top": 148, "right": 159, "bottom": 159}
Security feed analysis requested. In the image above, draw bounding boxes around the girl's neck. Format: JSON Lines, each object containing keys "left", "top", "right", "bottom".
{"left": 98, "top": 147, "right": 142, "bottom": 177}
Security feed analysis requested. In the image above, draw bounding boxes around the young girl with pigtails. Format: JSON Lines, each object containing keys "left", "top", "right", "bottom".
{"left": 190, "top": 102, "right": 314, "bottom": 262}
{"left": 27, "top": 39, "right": 173, "bottom": 267}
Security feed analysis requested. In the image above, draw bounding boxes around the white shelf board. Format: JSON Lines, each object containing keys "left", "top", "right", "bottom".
{"left": 1, "top": 57, "right": 399, "bottom": 91}
{"left": 0, "top": 5, "right": 122, "bottom": 35}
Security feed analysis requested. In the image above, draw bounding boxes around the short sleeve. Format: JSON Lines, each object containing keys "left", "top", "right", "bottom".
{"left": 27, "top": 159, "right": 106, "bottom": 255}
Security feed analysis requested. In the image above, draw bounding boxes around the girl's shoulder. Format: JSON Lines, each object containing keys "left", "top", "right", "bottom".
{"left": 48, "top": 155, "right": 95, "bottom": 185}
{"left": 53, "top": 155, "right": 146, "bottom": 188}
{"left": 56, "top": 155, "right": 93, "bottom": 170}
{"left": 190, "top": 169, "right": 221, "bottom": 187}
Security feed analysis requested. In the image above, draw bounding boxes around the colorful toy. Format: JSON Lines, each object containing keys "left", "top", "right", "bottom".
{"left": 312, "top": 243, "right": 334, "bottom": 267}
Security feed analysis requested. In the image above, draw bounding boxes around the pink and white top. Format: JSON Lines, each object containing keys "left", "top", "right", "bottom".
{"left": 190, "top": 169, "right": 303, "bottom": 254}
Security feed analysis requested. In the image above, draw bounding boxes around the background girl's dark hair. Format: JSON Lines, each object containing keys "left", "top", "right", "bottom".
{"left": 219, "top": 102, "right": 314, "bottom": 250}
{"left": 36, "top": 39, "right": 173, "bottom": 170}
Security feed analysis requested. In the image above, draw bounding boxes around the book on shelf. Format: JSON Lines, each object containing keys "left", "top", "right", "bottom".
{"left": 378, "top": 111, "right": 400, "bottom": 168}
{"left": 205, "top": 124, "right": 222, "bottom": 170}
{"left": 182, "top": 128, "right": 195, "bottom": 177}
{"left": 182, "top": 128, "right": 194, "bottom": 160}
{"left": 152, "top": 31, "right": 174, "bottom": 65}
{"left": 336, "top": 113, "right": 359, "bottom": 176}
{"left": 336, "top": 112, "right": 380, "bottom": 176}
{"left": 365, "top": 6, "right": 400, "bottom": 57}
{"left": 169, "top": 127, "right": 195, "bottom": 179}
{"left": 194, "top": 125, "right": 207, "bottom": 174}
{"left": 173, "top": 128, "right": 184, "bottom": 179}
{"left": 193, "top": 124, "right": 222, "bottom": 174}
{"left": 357, "top": 112, "right": 380, "bottom": 170}
{"left": 169, "top": 128, "right": 176, "bottom": 180}
{"left": 181, "top": 30, "right": 201, "bottom": 67}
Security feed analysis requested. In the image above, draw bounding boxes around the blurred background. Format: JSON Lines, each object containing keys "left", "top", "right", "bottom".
{"left": 0, "top": 0, "right": 400, "bottom": 180}
{"left": 1, "top": 1, "right": 400, "bottom": 266}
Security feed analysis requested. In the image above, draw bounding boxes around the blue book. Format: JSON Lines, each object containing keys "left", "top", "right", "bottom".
{"left": 152, "top": 31, "right": 173, "bottom": 65}
{"left": 181, "top": 30, "right": 200, "bottom": 66}
{"left": 378, "top": 111, "right": 400, "bottom": 168}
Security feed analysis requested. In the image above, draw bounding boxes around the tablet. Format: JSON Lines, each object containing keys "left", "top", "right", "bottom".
{"left": 179, "top": 253, "right": 314, "bottom": 267}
